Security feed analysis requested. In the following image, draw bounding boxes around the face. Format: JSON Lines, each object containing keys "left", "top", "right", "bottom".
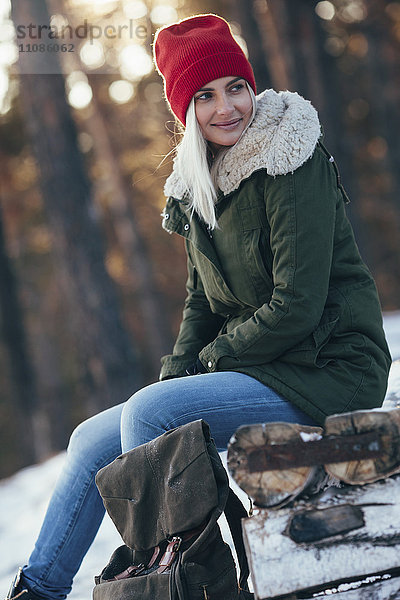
{"left": 194, "top": 76, "right": 253, "bottom": 152}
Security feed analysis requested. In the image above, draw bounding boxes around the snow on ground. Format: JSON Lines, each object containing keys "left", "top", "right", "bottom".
{"left": 0, "top": 312, "right": 400, "bottom": 600}
{"left": 383, "top": 310, "right": 400, "bottom": 361}
{"left": 0, "top": 452, "right": 245, "bottom": 600}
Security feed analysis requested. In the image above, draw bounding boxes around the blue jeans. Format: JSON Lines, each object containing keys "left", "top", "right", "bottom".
{"left": 22, "top": 372, "right": 315, "bottom": 599}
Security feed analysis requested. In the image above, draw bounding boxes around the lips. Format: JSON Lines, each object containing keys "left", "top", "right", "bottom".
{"left": 211, "top": 118, "right": 242, "bottom": 129}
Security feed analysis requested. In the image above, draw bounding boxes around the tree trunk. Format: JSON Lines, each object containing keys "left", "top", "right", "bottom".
{"left": 83, "top": 73, "right": 173, "bottom": 376}
{"left": 352, "top": 0, "right": 400, "bottom": 307}
{"left": 11, "top": 0, "right": 142, "bottom": 414}
{"left": 0, "top": 200, "right": 46, "bottom": 464}
{"left": 232, "top": 0, "right": 272, "bottom": 90}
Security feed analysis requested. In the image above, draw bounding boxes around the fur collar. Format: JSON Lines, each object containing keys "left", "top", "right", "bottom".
{"left": 164, "top": 89, "right": 321, "bottom": 199}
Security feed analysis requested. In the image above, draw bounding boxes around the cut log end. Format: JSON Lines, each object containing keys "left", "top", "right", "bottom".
{"left": 227, "top": 422, "right": 325, "bottom": 508}
{"left": 324, "top": 408, "right": 400, "bottom": 485}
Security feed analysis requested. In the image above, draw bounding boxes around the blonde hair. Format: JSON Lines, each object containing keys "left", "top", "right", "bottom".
{"left": 173, "top": 84, "right": 256, "bottom": 230}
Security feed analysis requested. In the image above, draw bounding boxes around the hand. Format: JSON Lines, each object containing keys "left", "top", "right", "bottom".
{"left": 185, "top": 358, "right": 207, "bottom": 376}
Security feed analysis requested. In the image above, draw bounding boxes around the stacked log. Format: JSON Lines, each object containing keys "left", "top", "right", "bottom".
{"left": 227, "top": 363, "right": 400, "bottom": 599}
{"left": 228, "top": 407, "right": 400, "bottom": 506}
{"left": 324, "top": 408, "right": 400, "bottom": 484}
{"left": 227, "top": 422, "right": 327, "bottom": 508}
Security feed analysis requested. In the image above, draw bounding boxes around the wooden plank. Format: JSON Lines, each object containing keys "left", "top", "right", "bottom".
{"left": 242, "top": 474, "right": 400, "bottom": 599}
{"left": 245, "top": 431, "right": 383, "bottom": 472}
{"left": 287, "top": 504, "right": 365, "bottom": 543}
{"left": 300, "top": 575, "right": 400, "bottom": 600}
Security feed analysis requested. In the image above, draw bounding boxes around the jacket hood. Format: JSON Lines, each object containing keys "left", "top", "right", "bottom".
{"left": 164, "top": 88, "right": 321, "bottom": 199}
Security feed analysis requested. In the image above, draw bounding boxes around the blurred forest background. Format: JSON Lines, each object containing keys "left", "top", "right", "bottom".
{"left": 0, "top": 0, "right": 399, "bottom": 478}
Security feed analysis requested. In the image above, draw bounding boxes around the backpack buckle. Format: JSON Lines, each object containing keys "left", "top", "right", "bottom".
{"left": 157, "top": 536, "right": 182, "bottom": 573}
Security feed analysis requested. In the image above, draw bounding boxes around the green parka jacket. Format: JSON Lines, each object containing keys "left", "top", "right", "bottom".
{"left": 159, "top": 89, "right": 391, "bottom": 425}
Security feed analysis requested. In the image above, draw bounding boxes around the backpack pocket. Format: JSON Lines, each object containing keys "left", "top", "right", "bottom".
{"left": 93, "top": 571, "right": 171, "bottom": 600}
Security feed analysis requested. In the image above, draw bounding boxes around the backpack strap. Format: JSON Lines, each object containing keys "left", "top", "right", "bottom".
{"left": 224, "top": 487, "right": 252, "bottom": 593}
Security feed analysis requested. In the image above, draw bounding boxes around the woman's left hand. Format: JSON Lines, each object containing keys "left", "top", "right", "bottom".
{"left": 185, "top": 358, "right": 208, "bottom": 375}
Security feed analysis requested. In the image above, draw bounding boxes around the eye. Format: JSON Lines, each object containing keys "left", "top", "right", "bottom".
{"left": 229, "top": 82, "right": 245, "bottom": 93}
{"left": 195, "top": 91, "right": 212, "bottom": 102}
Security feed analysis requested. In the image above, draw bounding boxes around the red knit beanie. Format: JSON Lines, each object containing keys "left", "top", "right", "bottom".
{"left": 153, "top": 14, "right": 256, "bottom": 126}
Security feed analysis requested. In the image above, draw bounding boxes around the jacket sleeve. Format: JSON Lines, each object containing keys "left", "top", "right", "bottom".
{"left": 199, "top": 147, "right": 338, "bottom": 372}
{"left": 159, "top": 242, "right": 225, "bottom": 380}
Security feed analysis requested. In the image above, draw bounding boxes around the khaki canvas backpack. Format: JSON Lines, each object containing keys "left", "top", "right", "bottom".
{"left": 93, "top": 420, "right": 253, "bottom": 600}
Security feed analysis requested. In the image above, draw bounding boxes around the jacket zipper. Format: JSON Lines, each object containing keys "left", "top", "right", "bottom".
{"left": 318, "top": 141, "right": 350, "bottom": 204}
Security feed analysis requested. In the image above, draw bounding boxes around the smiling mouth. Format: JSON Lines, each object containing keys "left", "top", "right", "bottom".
{"left": 212, "top": 118, "right": 242, "bottom": 129}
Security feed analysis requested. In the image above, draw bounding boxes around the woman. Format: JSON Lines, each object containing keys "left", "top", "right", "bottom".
{"left": 7, "top": 14, "right": 391, "bottom": 600}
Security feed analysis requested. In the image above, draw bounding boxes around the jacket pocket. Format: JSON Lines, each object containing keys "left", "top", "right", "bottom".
{"left": 280, "top": 313, "right": 340, "bottom": 368}
{"left": 313, "top": 314, "right": 340, "bottom": 348}
{"left": 239, "top": 206, "right": 274, "bottom": 304}
{"left": 312, "top": 314, "right": 340, "bottom": 367}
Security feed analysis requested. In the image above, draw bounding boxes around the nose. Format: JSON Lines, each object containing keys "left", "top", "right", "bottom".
{"left": 215, "top": 92, "right": 234, "bottom": 115}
